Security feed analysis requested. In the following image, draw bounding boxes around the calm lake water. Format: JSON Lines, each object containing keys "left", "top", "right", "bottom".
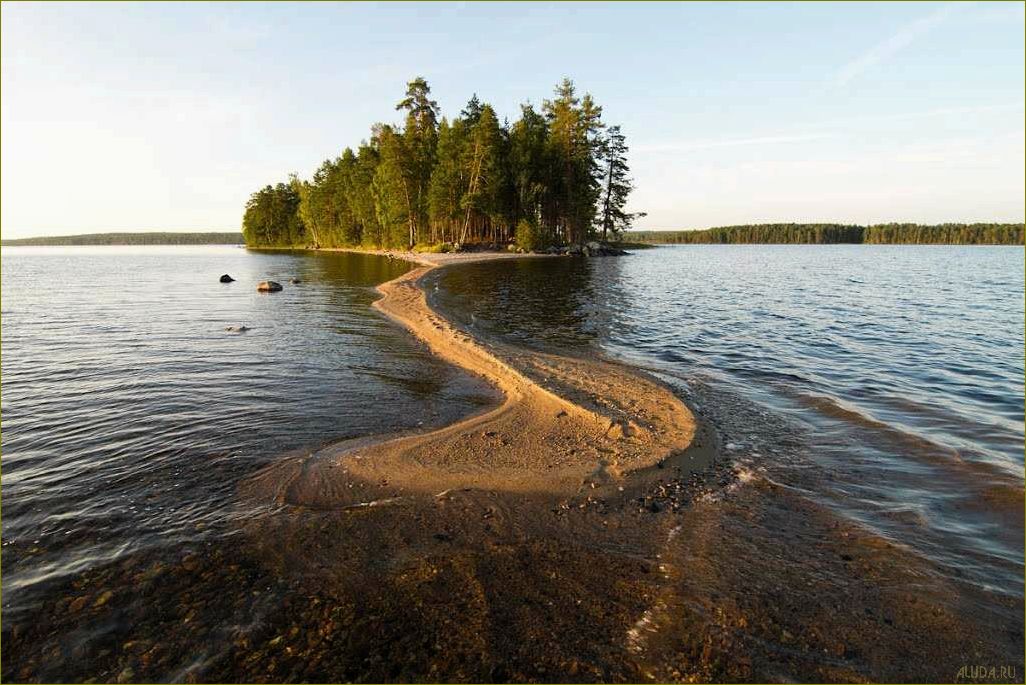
{"left": 1, "top": 243, "right": 1023, "bottom": 681}
{"left": 0, "top": 246, "right": 494, "bottom": 617}
{"left": 432, "top": 245, "right": 1025, "bottom": 599}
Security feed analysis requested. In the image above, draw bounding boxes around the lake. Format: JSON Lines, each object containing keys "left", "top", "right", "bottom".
{"left": 1, "top": 244, "right": 1023, "bottom": 682}
{"left": 0, "top": 246, "right": 495, "bottom": 618}
{"left": 432, "top": 245, "right": 1025, "bottom": 599}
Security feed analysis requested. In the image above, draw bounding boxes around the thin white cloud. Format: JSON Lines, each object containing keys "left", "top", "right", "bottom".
{"left": 832, "top": 2, "right": 967, "bottom": 88}
{"left": 634, "top": 132, "right": 837, "bottom": 154}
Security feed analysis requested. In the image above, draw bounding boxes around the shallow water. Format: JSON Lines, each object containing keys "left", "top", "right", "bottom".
{"left": 432, "top": 245, "right": 1025, "bottom": 600}
{"left": 1, "top": 246, "right": 495, "bottom": 616}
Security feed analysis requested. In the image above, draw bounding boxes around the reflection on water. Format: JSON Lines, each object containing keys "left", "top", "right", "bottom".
{"left": 0, "top": 246, "right": 495, "bottom": 616}
{"left": 433, "top": 245, "right": 1025, "bottom": 598}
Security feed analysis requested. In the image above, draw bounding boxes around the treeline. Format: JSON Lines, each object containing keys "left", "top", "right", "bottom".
{"left": 1, "top": 232, "right": 244, "bottom": 246}
{"left": 243, "top": 78, "right": 640, "bottom": 251}
{"left": 628, "top": 223, "right": 1024, "bottom": 245}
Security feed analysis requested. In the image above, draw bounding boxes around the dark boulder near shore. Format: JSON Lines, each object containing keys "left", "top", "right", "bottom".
{"left": 538, "top": 242, "right": 629, "bottom": 257}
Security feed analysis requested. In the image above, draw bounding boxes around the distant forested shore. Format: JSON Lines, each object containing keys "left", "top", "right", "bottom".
{"left": 1, "top": 232, "right": 244, "bottom": 246}
{"left": 243, "top": 77, "right": 641, "bottom": 252}
{"left": 626, "top": 223, "right": 1024, "bottom": 245}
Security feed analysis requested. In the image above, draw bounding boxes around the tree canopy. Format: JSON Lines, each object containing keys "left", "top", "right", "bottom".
{"left": 242, "top": 78, "right": 640, "bottom": 250}
{"left": 627, "top": 223, "right": 1024, "bottom": 246}
{"left": 1, "top": 232, "right": 244, "bottom": 246}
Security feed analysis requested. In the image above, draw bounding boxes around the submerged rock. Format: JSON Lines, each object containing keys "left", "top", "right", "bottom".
{"left": 289, "top": 277, "right": 301, "bottom": 284}
{"left": 219, "top": 274, "right": 235, "bottom": 283}
{"left": 257, "top": 281, "right": 283, "bottom": 292}
{"left": 225, "top": 325, "right": 250, "bottom": 333}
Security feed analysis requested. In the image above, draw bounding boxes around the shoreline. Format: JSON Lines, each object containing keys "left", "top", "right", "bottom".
{"left": 249, "top": 248, "right": 706, "bottom": 504}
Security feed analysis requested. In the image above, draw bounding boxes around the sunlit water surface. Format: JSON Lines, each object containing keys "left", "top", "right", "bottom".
{"left": 1, "top": 243, "right": 1023, "bottom": 681}
{"left": 1, "top": 246, "right": 494, "bottom": 613}
{"left": 431, "top": 245, "right": 1025, "bottom": 598}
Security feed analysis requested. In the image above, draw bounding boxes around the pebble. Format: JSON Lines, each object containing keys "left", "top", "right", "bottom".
{"left": 182, "top": 554, "right": 200, "bottom": 572}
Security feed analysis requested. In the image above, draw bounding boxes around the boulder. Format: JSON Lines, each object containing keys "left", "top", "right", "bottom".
{"left": 219, "top": 274, "right": 235, "bottom": 283}
{"left": 257, "top": 280, "right": 283, "bottom": 292}
{"left": 581, "top": 242, "right": 631, "bottom": 257}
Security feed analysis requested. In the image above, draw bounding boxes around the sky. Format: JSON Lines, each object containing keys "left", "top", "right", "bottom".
{"left": 1, "top": 1, "right": 1023, "bottom": 238}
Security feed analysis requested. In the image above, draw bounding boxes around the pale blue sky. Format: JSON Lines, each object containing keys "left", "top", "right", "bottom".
{"left": 2, "top": 1, "right": 1023, "bottom": 237}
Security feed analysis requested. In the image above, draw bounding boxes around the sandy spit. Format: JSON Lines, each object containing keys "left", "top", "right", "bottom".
{"left": 255, "top": 248, "right": 698, "bottom": 508}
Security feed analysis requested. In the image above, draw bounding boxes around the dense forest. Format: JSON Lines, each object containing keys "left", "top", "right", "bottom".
{"left": 243, "top": 78, "right": 640, "bottom": 251}
{"left": 627, "top": 223, "right": 1024, "bottom": 245}
{"left": 1, "top": 232, "right": 244, "bottom": 246}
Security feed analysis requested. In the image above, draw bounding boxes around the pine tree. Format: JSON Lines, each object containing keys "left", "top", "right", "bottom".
{"left": 373, "top": 125, "right": 415, "bottom": 249}
{"left": 543, "top": 78, "right": 603, "bottom": 245}
{"left": 396, "top": 77, "right": 440, "bottom": 248}
{"left": 597, "top": 125, "right": 639, "bottom": 240}
{"left": 461, "top": 94, "right": 484, "bottom": 126}
{"left": 428, "top": 117, "right": 469, "bottom": 244}
{"left": 509, "top": 104, "right": 552, "bottom": 243}
{"left": 458, "top": 104, "right": 505, "bottom": 245}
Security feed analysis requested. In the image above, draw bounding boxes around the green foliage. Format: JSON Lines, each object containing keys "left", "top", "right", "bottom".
{"left": 241, "top": 77, "right": 638, "bottom": 251}
{"left": 0, "top": 232, "right": 244, "bottom": 246}
{"left": 862, "top": 223, "right": 1024, "bottom": 245}
{"left": 628, "top": 223, "right": 1024, "bottom": 245}
{"left": 373, "top": 124, "right": 416, "bottom": 249}
{"left": 514, "top": 219, "right": 544, "bottom": 252}
{"left": 597, "top": 125, "right": 641, "bottom": 239}
{"left": 242, "top": 181, "right": 305, "bottom": 247}
{"left": 543, "top": 78, "right": 605, "bottom": 246}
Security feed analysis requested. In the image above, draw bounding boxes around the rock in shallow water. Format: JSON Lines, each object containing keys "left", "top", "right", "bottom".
{"left": 219, "top": 274, "right": 235, "bottom": 283}
{"left": 257, "top": 281, "right": 283, "bottom": 292}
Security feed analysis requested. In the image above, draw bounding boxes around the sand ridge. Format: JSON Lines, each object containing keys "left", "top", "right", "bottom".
{"left": 259, "top": 250, "right": 697, "bottom": 509}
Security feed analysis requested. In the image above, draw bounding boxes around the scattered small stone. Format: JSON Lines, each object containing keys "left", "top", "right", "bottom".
{"left": 92, "top": 590, "right": 113, "bottom": 608}
{"left": 182, "top": 554, "right": 200, "bottom": 572}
